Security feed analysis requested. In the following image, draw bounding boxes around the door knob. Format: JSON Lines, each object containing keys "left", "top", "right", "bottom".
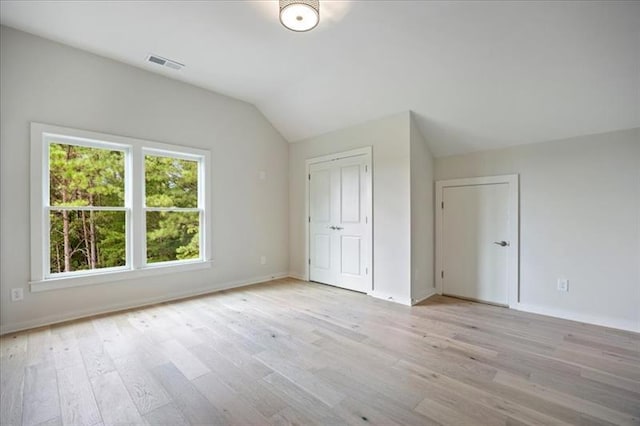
{"left": 329, "top": 226, "right": 343, "bottom": 230}
{"left": 493, "top": 241, "right": 509, "bottom": 247}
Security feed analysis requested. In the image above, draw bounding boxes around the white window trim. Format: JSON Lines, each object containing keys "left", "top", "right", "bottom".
{"left": 42, "top": 134, "right": 132, "bottom": 279}
{"left": 30, "top": 122, "right": 213, "bottom": 292}
{"left": 141, "top": 148, "right": 206, "bottom": 269}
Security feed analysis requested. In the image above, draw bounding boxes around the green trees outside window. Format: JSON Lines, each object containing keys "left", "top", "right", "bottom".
{"left": 144, "top": 155, "right": 200, "bottom": 263}
{"left": 49, "top": 143, "right": 202, "bottom": 274}
{"left": 49, "top": 143, "right": 126, "bottom": 273}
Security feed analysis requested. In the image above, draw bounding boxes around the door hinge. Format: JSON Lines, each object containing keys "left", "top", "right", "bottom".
{"left": 308, "top": 216, "right": 311, "bottom": 223}
{"left": 441, "top": 270, "right": 444, "bottom": 278}
{"left": 365, "top": 165, "right": 368, "bottom": 173}
{"left": 365, "top": 216, "right": 368, "bottom": 224}
{"left": 441, "top": 201, "right": 444, "bottom": 209}
{"left": 308, "top": 173, "right": 311, "bottom": 181}
{"left": 366, "top": 267, "right": 368, "bottom": 275}
{"left": 308, "top": 258, "right": 311, "bottom": 265}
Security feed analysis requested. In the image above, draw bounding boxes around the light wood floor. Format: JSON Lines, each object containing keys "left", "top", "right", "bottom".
{"left": 1, "top": 279, "right": 639, "bottom": 426}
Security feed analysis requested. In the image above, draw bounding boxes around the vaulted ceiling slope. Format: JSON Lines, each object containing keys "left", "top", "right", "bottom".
{"left": 1, "top": 1, "right": 638, "bottom": 156}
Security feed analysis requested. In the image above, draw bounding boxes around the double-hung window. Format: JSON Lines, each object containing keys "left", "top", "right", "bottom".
{"left": 30, "top": 123, "right": 211, "bottom": 291}
{"left": 143, "top": 150, "right": 203, "bottom": 265}
{"left": 47, "top": 137, "right": 129, "bottom": 275}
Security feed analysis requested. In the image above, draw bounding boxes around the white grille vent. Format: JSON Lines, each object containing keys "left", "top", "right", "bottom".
{"left": 147, "top": 54, "right": 184, "bottom": 71}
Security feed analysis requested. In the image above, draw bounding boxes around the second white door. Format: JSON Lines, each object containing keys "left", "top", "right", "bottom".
{"left": 442, "top": 183, "right": 510, "bottom": 305}
{"left": 309, "top": 154, "right": 371, "bottom": 293}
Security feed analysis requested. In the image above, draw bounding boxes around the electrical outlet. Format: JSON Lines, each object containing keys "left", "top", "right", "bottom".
{"left": 557, "top": 279, "right": 569, "bottom": 292}
{"left": 260, "top": 256, "right": 267, "bottom": 265}
{"left": 11, "top": 288, "right": 24, "bottom": 302}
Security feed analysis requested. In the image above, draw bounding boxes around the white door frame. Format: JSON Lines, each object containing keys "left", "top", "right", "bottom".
{"left": 304, "top": 146, "right": 373, "bottom": 291}
{"left": 435, "top": 174, "right": 519, "bottom": 307}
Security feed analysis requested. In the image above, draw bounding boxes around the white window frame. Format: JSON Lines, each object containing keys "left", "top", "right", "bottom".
{"left": 142, "top": 148, "right": 206, "bottom": 268}
{"left": 30, "top": 122, "right": 212, "bottom": 292}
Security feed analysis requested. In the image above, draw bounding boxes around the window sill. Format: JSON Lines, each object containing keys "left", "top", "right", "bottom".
{"left": 29, "top": 260, "right": 213, "bottom": 293}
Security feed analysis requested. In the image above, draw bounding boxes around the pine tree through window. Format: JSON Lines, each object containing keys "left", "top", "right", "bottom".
{"left": 144, "top": 154, "right": 201, "bottom": 264}
{"left": 48, "top": 142, "right": 127, "bottom": 274}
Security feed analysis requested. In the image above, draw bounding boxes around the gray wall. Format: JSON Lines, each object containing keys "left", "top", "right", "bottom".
{"left": 435, "top": 128, "right": 640, "bottom": 331}
{"left": 0, "top": 26, "right": 289, "bottom": 333}
{"left": 289, "top": 112, "right": 413, "bottom": 303}
{"left": 410, "top": 114, "right": 435, "bottom": 302}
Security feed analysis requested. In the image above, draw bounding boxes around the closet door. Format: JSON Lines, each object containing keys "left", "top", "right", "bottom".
{"left": 309, "top": 161, "right": 334, "bottom": 286}
{"left": 309, "top": 155, "right": 370, "bottom": 293}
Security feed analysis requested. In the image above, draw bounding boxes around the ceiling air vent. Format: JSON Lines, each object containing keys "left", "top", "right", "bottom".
{"left": 147, "top": 54, "right": 184, "bottom": 71}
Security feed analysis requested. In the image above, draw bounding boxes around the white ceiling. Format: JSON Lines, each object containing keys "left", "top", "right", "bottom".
{"left": 1, "top": 1, "right": 638, "bottom": 156}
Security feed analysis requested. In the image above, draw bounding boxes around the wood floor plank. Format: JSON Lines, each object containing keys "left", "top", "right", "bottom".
{"left": 22, "top": 363, "right": 60, "bottom": 426}
{"left": 111, "top": 354, "right": 171, "bottom": 415}
{"left": 192, "top": 327, "right": 274, "bottom": 378}
{"left": 25, "top": 328, "right": 54, "bottom": 367}
{"left": 552, "top": 347, "right": 640, "bottom": 381}
{"left": 231, "top": 377, "right": 291, "bottom": 419}
{"left": 50, "top": 333, "right": 84, "bottom": 371}
{"left": 333, "top": 397, "right": 404, "bottom": 426}
{"left": 192, "top": 372, "right": 272, "bottom": 425}
{"left": 254, "top": 350, "right": 346, "bottom": 407}
{"left": 91, "top": 317, "right": 122, "bottom": 342}
{"left": 150, "top": 362, "right": 223, "bottom": 424}
{"left": 262, "top": 372, "right": 346, "bottom": 424}
{"left": 142, "top": 402, "right": 189, "bottom": 426}
{"left": 189, "top": 343, "right": 289, "bottom": 418}
{"left": 399, "top": 357, "right": 591, "bottom": 425}
{"left": 78, "top": 336, "right": 116, "bottom": 380}
{"left": 32, "top": 417, "right": 62, "bottom": 426}
{"left": 415, "top": 397, "right": 488, "bottom": 426}
{"left": 580, "top": 367, "right": 640, "bottom": 395}
{"left": 270, "top": 406, "right": 318, "bottom": 426}
{"left": 315, "top": 367, "right": 440, "bottom": 425}
{"left": 530, "top": 368, "right": 640, "bottom": 416}
{"left": 494, "top": 371, "right": 640, "bottom": 425}
{"left": 0, "top": 346, "right": 25, "bottom": 426}
{"left": 1, "top": 333, "right": 28, "bottom": 359}
{"left": 90, "top": 370, "right": 145, "bottom": 426}
{"left": 56, "top": 364, "right": 102, "bottom": 426}
{"left": 159, "top": 339, "right": 210, "bottom": 380}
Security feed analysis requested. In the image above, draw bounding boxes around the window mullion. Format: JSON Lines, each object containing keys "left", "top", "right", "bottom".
{"left": 143, "top": 207, "right": 200, "bottom": 213}
{"left": 48, "top": 206, "right": 127, "bottom": 212}
{"left": 131, "top": 145, "right": 145, "bottom": 270}
{"left": 198, "top": 157, "right": 206, "bottom": 262}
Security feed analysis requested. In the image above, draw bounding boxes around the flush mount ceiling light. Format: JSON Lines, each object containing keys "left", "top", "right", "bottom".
{"left": 279, "top": 0, "right": 319, "bottom": 32}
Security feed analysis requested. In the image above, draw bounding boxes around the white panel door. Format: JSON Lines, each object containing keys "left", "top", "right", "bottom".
{"left": 442, "top": 184, "right": 510, "bottom": 305}
{"left": 309, "top": 165, "right": 333, "bottom": 285}
{"left": 309, "top": 155, "right": 370, "bottom": 293}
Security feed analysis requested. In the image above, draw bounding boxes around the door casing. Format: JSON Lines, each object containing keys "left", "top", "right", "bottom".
{"left": 435, "top": 174, "right": 520, "bottom": 308}
{"left": 304, "top": 147, "right": 373, "bottom": 293}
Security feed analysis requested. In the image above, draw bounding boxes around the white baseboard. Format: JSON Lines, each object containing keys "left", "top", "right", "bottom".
{"left": 288, "top": 272, "right": 307, "bottom": 281}
{"left": 411, "top": 290, "right": 437, "bottom": 306}
{"left": 22, "top": 272, "right": 631, "bottom": 335}
{"left": 514, "top": 302, "right": 639, "bottom": 333}
{"left": 368, "top": 291, "right": 412, "bottom": 306}
{"left": 431, "top": 289, "right": 638, "bottom": 333}
{"left": 0, "top": 272, "right": 289, "bottom": 335}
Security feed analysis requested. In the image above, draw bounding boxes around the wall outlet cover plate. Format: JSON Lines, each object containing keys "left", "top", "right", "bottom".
{"left": 557, "top": 279, "right": 569, "bottom": 292}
